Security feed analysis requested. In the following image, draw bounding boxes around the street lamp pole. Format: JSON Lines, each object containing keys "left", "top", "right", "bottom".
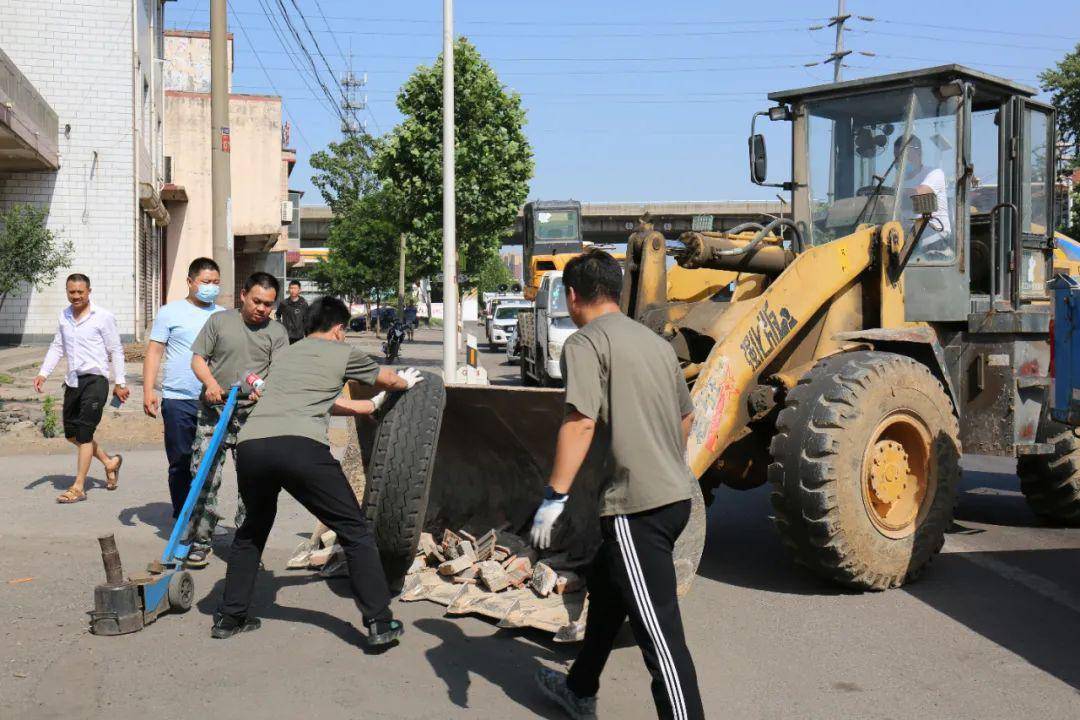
{"left": 440, "top": 0, "right": 457, "bottom": 380}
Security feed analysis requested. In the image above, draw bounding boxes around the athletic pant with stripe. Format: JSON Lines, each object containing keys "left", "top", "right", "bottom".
{"left": 567, "top": 499, "right": 705, "bottom": 720}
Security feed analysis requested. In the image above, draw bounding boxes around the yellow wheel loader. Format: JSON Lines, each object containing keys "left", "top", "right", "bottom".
{"left": 352, "top": 66, "right": 1068, "bottom": 635}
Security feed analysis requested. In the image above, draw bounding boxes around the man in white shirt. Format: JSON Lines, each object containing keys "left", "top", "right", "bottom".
{"left": 35, "top": 274, "right": 129, "bottom": 503}
{"left": 895, "top": 134, "right": 953, "bottom": 259}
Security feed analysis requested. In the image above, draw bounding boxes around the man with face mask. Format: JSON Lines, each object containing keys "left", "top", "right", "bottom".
{"left": 182, "top": 271, "right": 289, "bottom": 567}
{"left": 143, "top": 258, "right": 225, "bottom": 518}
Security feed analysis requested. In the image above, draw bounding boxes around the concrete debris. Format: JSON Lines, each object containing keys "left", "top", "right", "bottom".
{"left": 531, "top": 563, "right": 558, "bottom": 597}
{"left": 555, "top": 571, "right": 583, "bottom": 595}
{"left": 477, "top": 561, "right": 512, "bottom": 592}
{"left": 410, "top": 526, "right": 588, "bottom": 602}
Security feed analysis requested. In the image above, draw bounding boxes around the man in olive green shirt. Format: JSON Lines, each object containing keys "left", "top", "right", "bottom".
{"left": 214, "top": 296, "right": 422, "bottom": 648}
{"left": 184, "top": 272, "right": 290, "bottom": 566}
{"left": 533, "top": 250, "right": 704, "bottom": 720}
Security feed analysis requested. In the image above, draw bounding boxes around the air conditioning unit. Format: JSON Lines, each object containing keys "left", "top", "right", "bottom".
{"left": 280, "top": 200, "right": 294, "bottom": 224}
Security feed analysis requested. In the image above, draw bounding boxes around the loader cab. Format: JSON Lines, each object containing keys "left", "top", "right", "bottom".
{"left": 522, "top": 200, "right": 584, "bottom": 299}
{"left": 757, "top": 65, "right": 1055, "bottom": 323}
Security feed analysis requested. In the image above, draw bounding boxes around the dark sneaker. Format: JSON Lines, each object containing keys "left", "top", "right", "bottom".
{"left": 365, "top": 618, "right": 404, "bottom": 647}
{"left": 536, "top": 667, "right": 597, "bottom": 720}
{"left": 185, "top": 546, "right": 213, "bottom": 569}
{"left": 210, "top": 615, "right": 261, "bottom": 639}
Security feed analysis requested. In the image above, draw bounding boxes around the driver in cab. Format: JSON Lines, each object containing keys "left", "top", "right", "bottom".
{"left": 894, "top": 134, "right": 953, "bottom": 260}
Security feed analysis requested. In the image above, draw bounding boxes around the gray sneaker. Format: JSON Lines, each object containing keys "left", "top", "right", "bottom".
{"left": 536, "top": 667, "right": 597, "bottom": 720}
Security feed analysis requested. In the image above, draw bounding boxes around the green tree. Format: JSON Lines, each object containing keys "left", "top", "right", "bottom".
{"left": 374, "top": 37, "right": 533, "bottom": 283}
{"left": 1041, "top": 46, "right": 1080, "bottom": 234}
{"left": 309, "top": 133, "right": 380, "bottom": 212}
{"left": 0, "top": 204, "right": 72, "bottom": 314}
{"left": 474, "top": 253, "right": 514, "bottom": 296}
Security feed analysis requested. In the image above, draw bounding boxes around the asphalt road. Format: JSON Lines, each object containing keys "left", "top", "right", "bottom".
{"left": 2, "top": 327, "right": 1079, "bottom": 719}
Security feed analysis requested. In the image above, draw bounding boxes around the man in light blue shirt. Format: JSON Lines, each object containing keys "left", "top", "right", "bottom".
{"left": 143, "top": 258, "right": 224, "bottom": 517}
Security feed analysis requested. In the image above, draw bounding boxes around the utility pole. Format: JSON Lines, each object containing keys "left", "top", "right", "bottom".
{"left": 829, "top": 0, "right": 848, "bottom": 82}
{"left": 398, "top": 233, "right": 406, "bottom": 316}
{"left": 441, "top": 0, "right": 457, "bottom": 380}
{"left": 210, "top": 0, "right": 234, "bottom": 307}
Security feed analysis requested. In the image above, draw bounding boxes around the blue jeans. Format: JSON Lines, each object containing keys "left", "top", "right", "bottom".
{"left": 161, "top": 398, "right": 199, "bottom": 518}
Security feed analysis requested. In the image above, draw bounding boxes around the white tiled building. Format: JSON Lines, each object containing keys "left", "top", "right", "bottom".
{"left": 0, "top": 0, "right": 170, "bottom": 343}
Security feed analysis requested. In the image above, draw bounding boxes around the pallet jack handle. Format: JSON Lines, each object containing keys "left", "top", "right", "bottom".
{"left": 160, "top": 385, "right": 241, "bottom": 565}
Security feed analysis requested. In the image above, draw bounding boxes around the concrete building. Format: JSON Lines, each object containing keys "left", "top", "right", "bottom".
{"left": 161, "top": 30, "right": 297, "bottom": 303}
{"left": 0, "top": 0, "right": 170, "bottom": 343}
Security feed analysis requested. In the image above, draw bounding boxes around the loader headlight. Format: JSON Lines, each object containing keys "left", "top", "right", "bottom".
{"left": 548, "top": 341, "right": 562, "bottom": 360}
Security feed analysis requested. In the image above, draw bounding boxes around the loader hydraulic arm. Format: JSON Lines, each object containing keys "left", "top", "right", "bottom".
{"left": 685, "top": 226, "right": 878, "bottom": 479}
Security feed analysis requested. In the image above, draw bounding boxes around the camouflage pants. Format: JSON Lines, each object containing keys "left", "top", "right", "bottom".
{"left": 183, "top": 404, "right": 250, "bottom": 549}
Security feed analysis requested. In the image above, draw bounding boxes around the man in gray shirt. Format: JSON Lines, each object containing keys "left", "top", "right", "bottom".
{"left": 184, "top": 272, "right": 289, "bottom": 567}
{"left": 532, "top": 250, "right": 704, "bottom": 720}
{"left": 212, "top": 296, "right": 422, "bottom": 648}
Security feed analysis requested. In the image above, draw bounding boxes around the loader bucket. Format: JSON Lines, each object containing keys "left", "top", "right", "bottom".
{"left": 353, "top": 382, "right": 706, "bottom": 637}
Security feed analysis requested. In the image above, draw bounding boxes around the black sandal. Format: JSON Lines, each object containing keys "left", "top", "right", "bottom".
{"left": 366, "top": 619, "right": 404, "bottom": 647}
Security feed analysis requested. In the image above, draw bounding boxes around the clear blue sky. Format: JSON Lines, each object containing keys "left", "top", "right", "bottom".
{"left": 171, "top": 0, "right": 1080, "bottom": 207}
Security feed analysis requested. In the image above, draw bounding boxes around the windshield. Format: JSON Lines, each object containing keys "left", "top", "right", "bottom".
{"left": 535, "top": 210, "right": 580, "bottom": 240}
{"left": 494, "top": 306, "right": 523, "bottom": 321}
{"left": 549, "top": 279, "right": 569, "bottom": 314}
{"left": 806, "top": 86, "right": 960, "bottom": 264}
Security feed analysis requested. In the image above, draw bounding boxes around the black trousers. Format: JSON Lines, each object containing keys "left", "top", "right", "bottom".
{"left": 567, "top": 499, "right": 705, "bottom": 720}
{"left": 218, "top": 436, "right": 393, "bottom": 625}
{"left": 62, "top": 374, "right": 109, "bottom": 443}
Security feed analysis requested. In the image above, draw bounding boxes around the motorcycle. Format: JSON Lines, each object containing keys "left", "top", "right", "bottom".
{"left": 383, "top": 321, "right": 407, "bottom": 363}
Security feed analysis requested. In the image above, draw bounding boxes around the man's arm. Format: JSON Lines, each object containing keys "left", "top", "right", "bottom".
{"left": 34, "top": 323, "right": 64, "bottom": 393}
{"left": 103, "top": 312, "right": 129, "bottom": 400}
{"left": 191, "top": 354, "right": 223, "bottom": 404}
{"left": 373, "top": 366, "right": 409, "bottom": 391}
{"left": 681, "top": 412, "right": 694, "bottom": 448}
{"left": 547, "top": 411, "right": 597, "bottom": 495}
{"left": 142, "top": 341, "right": 166, "bottom": 417}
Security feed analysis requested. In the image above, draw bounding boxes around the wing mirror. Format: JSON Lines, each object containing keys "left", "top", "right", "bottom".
{"left": 749, "top": 134, "right": 768, "bottom": 185}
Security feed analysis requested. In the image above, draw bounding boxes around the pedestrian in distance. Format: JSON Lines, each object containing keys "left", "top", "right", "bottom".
{"left": 183, "top": 271, "right": 289, "bottom": 568}
{"left": 275, "top": 279, "right": 309, "bottom": 345}
{"left": 212, "top": 296, "right": 423, "bottom": 647}
{"left": 142, "top": 257, "right": 225, "bottom": 518}
{"left": 34, "top": 273, "right": 128, "bottom": 503}
{"left": 531, "top": 249, "right": 705, "bottom": 720}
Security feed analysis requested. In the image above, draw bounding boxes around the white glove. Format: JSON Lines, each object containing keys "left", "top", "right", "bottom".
{"left": 530, "top": 495, "right": 568, "bottom": 550}
{"left": 370, "top": 391, "right": 388, "bottom": 411}
{"left": 397, "top": 367, "right": 423, "bottom": 389}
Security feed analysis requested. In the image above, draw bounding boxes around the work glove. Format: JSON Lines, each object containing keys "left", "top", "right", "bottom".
{"left": 530, "top": 494, "right": 568, "bottom": 550}
{"left": 370, "top": 391, "right": 388, "bottom": 411}
{"left": 398, "top": 367, "right": 423, "bottom": 389}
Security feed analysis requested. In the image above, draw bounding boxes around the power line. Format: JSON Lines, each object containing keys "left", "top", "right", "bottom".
{"left": 251, "top": 0, "right": 336, "bottom": 116}
{"left": 270, "top": 0, "right": 350, "bottom": 127}
{"left": 227, "top": 0, "right": 313, "bottom": 151}
{"left": 853, "top": 28, "right": 1071, "bottom": 53}
{"left": 873, "top": 17, "right": 1080, "bottom": 41}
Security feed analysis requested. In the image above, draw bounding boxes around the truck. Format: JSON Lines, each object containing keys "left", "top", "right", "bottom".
{"left": 517, "top": 271, "right": 576, "bottom": 386}
{"left": 522, "top": 200, "right": 584, "bottom": 300}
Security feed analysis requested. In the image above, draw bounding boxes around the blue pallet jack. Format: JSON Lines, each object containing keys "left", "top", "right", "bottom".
{"left": 89, "top": 386, "right": 240, "bottom": 635}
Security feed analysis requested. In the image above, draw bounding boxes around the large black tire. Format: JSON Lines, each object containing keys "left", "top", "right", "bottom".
{"left": 1017, "top": 421, "right": 1080, "bottom": 525}
{"left": 363, "top": 371, "right": 446, "bottom": 589}
{"left": 768, "top": 351, "right": 960, "bottom": 590}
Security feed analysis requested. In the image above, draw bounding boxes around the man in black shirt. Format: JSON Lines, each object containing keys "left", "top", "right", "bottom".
{"left": 276, "top": 280, "right": 309, "bottom": 344}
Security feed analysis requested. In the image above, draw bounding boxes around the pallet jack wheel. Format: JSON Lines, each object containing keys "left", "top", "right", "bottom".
{"left": 168, "top": 570, "right": 195, "bottom": 612}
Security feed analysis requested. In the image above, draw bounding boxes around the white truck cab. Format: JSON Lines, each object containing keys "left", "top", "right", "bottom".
{"left": 518, "top": 271, "right": 577, "bottom": 386}
{"left": 486, "top": 300, "right": 530, "bottom": 349}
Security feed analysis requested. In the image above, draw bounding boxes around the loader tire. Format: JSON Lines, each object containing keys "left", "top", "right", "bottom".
{"left": 1017, "top": 421, "right": 1080, "bottom": 525}
{"left": 768, "top": 351, "right": 960, "bottom": 591}
{"left": 363, "top": 371, "right": 446, "bottom": 590}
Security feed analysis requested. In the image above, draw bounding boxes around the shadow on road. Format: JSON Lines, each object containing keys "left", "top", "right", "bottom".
{"left": 25, "top": 473, "right": 108, "bottom": 491}
{"left": 117, "top": 501, "right": 175, "bottom": 539}
{"left": 955, "top": 464, "right": 1046, "bottom": 529}
{"left": 413, "top": 617, "right": 572, "bottom": 717}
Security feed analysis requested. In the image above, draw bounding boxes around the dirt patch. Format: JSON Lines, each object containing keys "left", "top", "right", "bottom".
{"left": 0, "top": 409, "right": 164, "bottom": 456}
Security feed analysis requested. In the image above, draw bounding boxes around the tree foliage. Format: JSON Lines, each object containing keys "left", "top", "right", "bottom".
{"left": 309, "top": 133, "right": 380, "bottom": 212}
{"left": 474, "top": 253, "right": 514, "bottom": 296}
{"left": 1042, "top": 45, "right": 1080, "bottom": 163}
{"left": 0, "top": 204, "right": 72, "bottom": 314}
{"left": 309, "top": 188, "right": 413, "bottom": 301}
{"left": 374, "top": 37, "right": 533, "bottom": 281}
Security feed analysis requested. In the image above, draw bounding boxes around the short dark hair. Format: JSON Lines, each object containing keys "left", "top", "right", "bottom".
{"left": 305, "top": 296, "right": 350, "bottom": 335}
{"left": 243, "top": 272, "right": 280, "bottom": 296}
{"left": 562, "top": 249, "right": 622, "bottom": 304}
{"left": 187, "top": 257, "right": 220, "bottom": 278}
{"left": 66, "top": 273, "right": 90, "bottom": 287}
{"left": 288, "top": 279, "right": 301, "bottom": 288}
